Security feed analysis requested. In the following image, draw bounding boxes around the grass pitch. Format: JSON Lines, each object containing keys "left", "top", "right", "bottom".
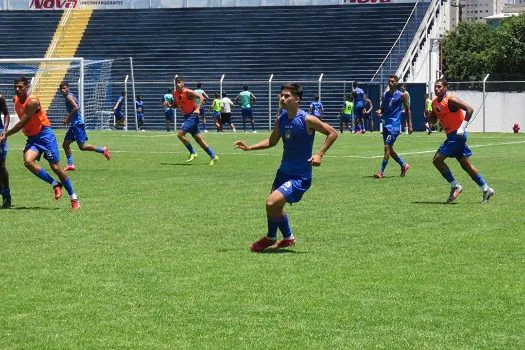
{"left": 1, "top": 130, "right": 524, "bottom": 349}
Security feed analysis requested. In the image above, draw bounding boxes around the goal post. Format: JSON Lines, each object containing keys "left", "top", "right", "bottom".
{"left": 0, "top": 57, "right": 114, "bottom": 130}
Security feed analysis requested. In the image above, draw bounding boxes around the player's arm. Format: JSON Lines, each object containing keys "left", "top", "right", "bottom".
{"left": 0, "top": 96, "right": 10, "bottom": 137}
{"left": 202, "top": 91, "right": 210, "bottom": 101}
{"left": 449, "top": 96, "right": 474, "bottom": 135}
{"left": 375, "top": 98, "right": 384, "bottom": 118}
{"left": 251, "top": 93, "right": 256, "bottom": 104}
{"left": 3, "top": 98, "right": 37, "bottom": 139}
{"left": 234, "top": 118, "right": 281, "bottom": 151}
{"left": 401, "top": 93, "right": 413, "bottom": 134}
{"left": 185, "top": 89, "right": 203, "bottom": 115}
{"left": 427, "top": 109, "right": 438, "bottom": 125}
{"left": 305, "top": 115, "right": 338, "bottom": 166}
{"left": 63, "top": 94, "right": 78, "bottom": 125}
{"left": 113, "top": 97, "right": 120, "bottom": 111}
{"left": 320, "top": 103, "right": 324, "bottom": 116}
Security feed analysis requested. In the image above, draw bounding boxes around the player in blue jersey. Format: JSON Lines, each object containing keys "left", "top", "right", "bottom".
{"left": 113, "top": 90, "right": 126, "bottom": 129}
{"left": 59, "top": 82, "right": 111, "bottom": 171}
{"left": 236, "top": 85, "right": 257, "bottom": 133}
{"left": 373, "top": 75, "right": 412, "bottom": 179}
{"left": 352, "top": 81, "right": 365, "bottom": 133}
{"left": 309, "top": 95, "right": 324, "bottom": 120}
{"left": 0, "top": 94, "right": 11, "bottom": 208}
{"left": 161, "top": 88, "right": 175, "bottom": 132}
{"left": 135, "top": 95, "right": 144, "bottom": 130}
{"left": 194, "top": 83, "right": 210, "bottom": 133}
{"left": 234, "top": 83, "right": 338, "bottom": 252}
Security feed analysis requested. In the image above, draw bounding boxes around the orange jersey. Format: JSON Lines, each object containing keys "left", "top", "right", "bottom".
{"left": 173, "top": 88, "right": 196, "bottom": 115}
{"left": 432, "top": 94, "right": 464, "bottom": 134}
{"left": 14, "top": 95, "right": 51, "bottom": 137}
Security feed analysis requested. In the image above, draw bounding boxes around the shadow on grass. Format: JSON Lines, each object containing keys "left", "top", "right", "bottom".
{"left": 160, "top": 162, "right": 193, "bottom": 166}
{"left": 3, "top": 206, "right": 62, "bottom": 210}
{"left": 412, "top": 201, "right": 454, "bottom": 205}
{"left": 363, "top": 175, "right": 396, "bottom": 179}
{"left": 254, "top": 248, "right": 307, "bottom": 254}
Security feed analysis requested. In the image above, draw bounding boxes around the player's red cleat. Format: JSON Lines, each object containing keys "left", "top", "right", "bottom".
{"left": 53, "top": 183, "right": 63, "bottom": 200}
{"left": 70, "top": 199, "right": 80, "bottom": 210}
{"left": 250, "top": 236, "right": 276, "bottom": 252}
{"left": 103, "top": 146, "right": 111, "bottom": 161}
{"left": 64, "top": 164, "right": 76, "bottom": 171}
{"left": 400, "top": 163, "right": 410, "bottom": 177}
{"left": 446, "top": 184, "right": 463, "bottom": 204}
{"left": 276, "top": 237, "right": 296, "bottom": 249}
{"left": 374, "top": 171, "right": 384, "bottom": 179}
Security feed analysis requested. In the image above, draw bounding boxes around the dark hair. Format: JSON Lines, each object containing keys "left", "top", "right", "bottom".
{"left": 14, "top": 76, "right": 30, "bottom": 86}
{"left": 59, "top": 81, "right": 69, "bottom": 89}
{"left": 243, "top": 85, "right": 249, "bottom": 90}
{"left": 214, "top": 92, "right": 220, "bottom": 98}
{"left": 167, "top": 88, "right": 173, "bottom": 93}
{"left": 388, "top": 74, "right": 399, "bottom": 82}
{"left": 345, "top": 95, "right": 353, "bottom": 101}
{"left": 352, "top": 81, "right": 359, "bottom": 88}
{"left": 136, "top": 95, "right": 141, "bottom": 99}
{"left": 121, "top": 90, "right": 126, "bottom": 95}
{"left": 175, "top": 76, "right": 184, "bottom": 83}
{"left": 222, "top": 92, "right": 227, "bottom": 97}
{"left": 435, "top": 78, "right": 448, "bottom": 87}
{"left": 281, "top": 83, "right": 303, "bottom": 100}
{"left": 313, "top": 94, "right": 319, "bottom": 100}
{"left": 197, "top": 83, "right": 202, "bottom": 88}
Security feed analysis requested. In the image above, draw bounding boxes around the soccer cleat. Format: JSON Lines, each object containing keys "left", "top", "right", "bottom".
{"left": 446, "top": 184, "right": 463, "bottom": 204}
{"left": 374, "top": 171, "right": 384, "bottom": 179}
{"left": 53, "top": 183, "right": 63, "bottom": 200}
{"left": 481, "top": 188, "right": 495, "bottom": 203}
{"left": 2, "top": 195, "right": 12, "bottom": 209}
{"left": 64, "top": 164, "right": 76, "bottom": 171}
{"left": 185, "top": 153, "right": 198, "bottom": 163}
{"left": 400, "top": 163, "right": 410, "bottom": 177}
{"left": 204, "top": 129, "right": 209, "bottom": 133}
{"left": 208, "top": 155, "right": 219, "bottom": 166}
{"left": 250, "top": 236, "right": 277, "bottom": 252}
{"left": 275, "top": 237, "right": 296, "bottom": 249}
{"left": 103, "top": 146, "right": 111, "bottom": 161}
{"left": 70, "top": 199, "right": 80, "bottom": 210}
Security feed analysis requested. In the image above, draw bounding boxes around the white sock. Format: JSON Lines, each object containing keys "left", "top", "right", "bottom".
{"left": 70, "top": 193, "right": 78, "bottom": 200}
{"left": 449, "top": 180, "right": 458, "bottom": 188}
{"left": 481, "top": 183, "right": 489, "bottom": 192}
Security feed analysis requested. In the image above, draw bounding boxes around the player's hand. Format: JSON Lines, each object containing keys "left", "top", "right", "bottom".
{"left": 308, "top": 153, "right": 323, "bottom": 167}
{"left": 375, "top": 109, "right": 382, "bottom": 117}
{"left": 233, "top": 140, "right": 251, "bottom": 151}
{"left": 62, "top": 117, "right": 69, "bottom": 126}
{"left": 194, "top": 109, "right": 200, "bottom": 116}
{"left": 0, "top": 134, "right": 6, "bottom": 144}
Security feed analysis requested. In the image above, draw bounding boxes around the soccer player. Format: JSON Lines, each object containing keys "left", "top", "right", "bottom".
{"left": 400, "top": 83, "right": 411, "bottom": 133}
{"left": 338, "top": 95, "right": 353, "bottom": 133}
{"left": 363, "top": 94, "right": 374, "bottom": 132}
{"left": 194, "top": 83, "right": 210, "bottom": 132}
{"left": 423, "top": 93, "right": 433, "bottom": 135}
{"left": 236, "top": 85, "right": 257, "bottom": 133}
{"left": 234, "top": 83, "right": 338, "bottom": 252}
{"left": 161, "top": 88, "right": 175, "bottom": 132}
{"left": 309, "top": 94, "right": 324, "bottom": 120}
{"left": 373, "top": 74, "right": 412, "bottom": 179}
{"left": 220, "top": 92, "right": 237, "bottom": 132}
{"left": 136, "top": 95, "right": 145, "bottom": 130}
{"left": 210, "top": 92, "right": 222, "bottom": 132}
{"left": 0, "top": 94, "right": 11, "bottom": 208}
{"left": 0, "top": 77, "right": 79, "bottom": 209}
{"left": 352, "top": 81, "right": 365, "bottom": 133}
{"left": 172, "top": 76, "right": 219, "bottom": 165}
{"left": 428, "top": 78, "right": 495, "bottom": 203}
{"left": 113, "top": 90, "right": 126, "bottom": 129}
{"left": 59, "top": 82, "right": 110, "bottom": 171}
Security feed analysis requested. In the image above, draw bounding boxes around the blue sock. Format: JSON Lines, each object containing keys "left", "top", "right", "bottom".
{"left": 441, "top": 170, "right": 455, "bottom": 183}
{"left": 36, "top": 168, "right": 55, "bottom": 185}
{"left": 392, "top": 155, "right": 406, "bottom": 168}
{"left": 267, "top": 218, "right": 279, "bottom": 239}
{"left": 204, "top": 147, "right": 216, "bottom": 159}
{"left": 472, "top": 173, "right": 486, "bottom": 187}
{"left": 66, "top": 155, "right": 74, "bottom": 165}
{"left": 252, "top": 123, "right": 255, "bottom": 132}
{"left": 185, "top": 143, "right": 195, "bottom": 154}
{"left": 1, "top": 187, "right": 10, "bottom": 196}
{"left": 380, "top": 160, "right": 388, "bottom": 174}
{"left": 62, "top": 177, "right": 75, "bottom": 196}
{"left": 278, "top": 214, "right": 293, "bottom": 238}
{"left": 95, "top": 146, "right": 104, "bottom": 154}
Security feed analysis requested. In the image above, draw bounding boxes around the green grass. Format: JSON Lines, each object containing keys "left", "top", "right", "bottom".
{"left": 1, "top": 130, "right": 524, "bottom": 349}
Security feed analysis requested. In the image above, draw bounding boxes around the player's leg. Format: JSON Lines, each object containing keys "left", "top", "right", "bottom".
{"left": 193, "top": 133, "right": 218, "bottom": 165}
{"left": 63, "top": 128, "right": 76, "bottom": 170}
{"left": 0, "top": 150, "right": 11, "bottom": 208}
{"left": 457, "top": 156, "right": 495, "bottom": 203}
{"left": 49, "top": 161, "right": 79, "bottom": 208}
{"left": 388, "top": 145, "right": 409, "bottom": 176}
{"left": 74, "top": 125, "right": 110, "bottom": 161}
{"left": 242, "top": 114, "right": 247, "bottom": 132}
{"left": 178, "top": 117, "right": 199, "bottom": 162}
{"left": 375, "top": 132, "right": 392, "bottom": 178}
{"left": 433, "top": 151, "right": 462, "bottom": 203}
{"left": 23, "top": 148, "right": 63, "bottom": 199}
{"left": 201, "top": 108, "right": 207, "bottom": 132}
{"left": 250, "top": 117, "right": 256, "bottom": 133}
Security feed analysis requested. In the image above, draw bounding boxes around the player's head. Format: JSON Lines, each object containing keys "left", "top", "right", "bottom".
{"left": 243, "top": 85, "right": 249, "bottom": 91}
{"left": 345, "top": 95, "right": 353, "bottom": 101}
{"left": 313, "top": 94, "right": 319, "bottom": 101}
{"left": 214, "top": 92, "right": 220, "bottom": 98}
{"left": 59, "top": 81, "right": 70, "bottom": 96}
{"left": 434, "top": 78, "right": 448, "bottom": 98}
{"left": 13, "top": 76, "right": 30, "bottom": 98}
{"left": 280, "top": 83, "right": 303, "bottom": 108}
{"left": 175, "top": 77, "right": 184, "bottom": 91}
{"left": 222, "top": 92, "right": 227, "bottom": 97}
{"left": 136, "top": 95, "right": 141, "bottom": 100}
{"left": 121, "top": 90, "right": 126, "bottom": 96}
{"left": 352, "top": 81, "right": 359, "bottom": 89}
{"left": 387, "top": 74, "right": 399, "bottom": 90}
{"left": 424, "top": 93, "right": 429, "bottom": 99}
{"left": 400, "top": 83, "right": 407, "bottom": 92}
{"left": 167, "top": 88, "right": 173, "bottom": 94}
{"left": 197, "top": 82, "right": 202, "bottom": 88}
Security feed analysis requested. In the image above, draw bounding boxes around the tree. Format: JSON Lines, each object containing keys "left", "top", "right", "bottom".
{"left": 489, "top": 14, "right": 525, "bottom": 79}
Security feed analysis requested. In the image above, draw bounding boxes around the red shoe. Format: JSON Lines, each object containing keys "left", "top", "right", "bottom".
{"left": 103, "top": 146, "right": 111, "bottom": 161}
{"left": 276, "top": 237, "right": 296, "bottom": 248}
{"left": 400, "top": 163, "right": 410, "bottom": 177}
{"left": 64, "top": 164, "right": 76, "bottom": 171}
{"left": 374, "top": 171, "right": 384, "bottom": 179}
{"left": 71, "top": 199, "right": 80, "bottom": 210}
{"left": 53, "top": 183, "right": 63, "bottom": 200}
{"left": 250, "top": 236, "right": 276, "bottom": 252}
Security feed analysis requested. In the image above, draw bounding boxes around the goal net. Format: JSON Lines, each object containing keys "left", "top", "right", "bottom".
{"left": 0, "top": 57, "right": 114, "bottom": 130}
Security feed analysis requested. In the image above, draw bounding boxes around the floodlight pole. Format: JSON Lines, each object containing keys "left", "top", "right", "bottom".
{"left": 268, "top": 74, "right": 274, "bottom": 130}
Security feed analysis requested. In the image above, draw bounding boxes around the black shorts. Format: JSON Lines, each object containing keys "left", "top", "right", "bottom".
{"left": 220, "top": 113, "right": 232, "bottom": 124}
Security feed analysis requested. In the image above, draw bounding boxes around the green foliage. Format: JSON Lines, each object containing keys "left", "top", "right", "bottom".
{"left": 489, "top": 15, "right": 525, "bottom": 77}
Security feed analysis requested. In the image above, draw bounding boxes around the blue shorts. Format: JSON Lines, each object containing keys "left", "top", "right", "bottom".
{"left": 438, "top": 132, "right": 472, "bottom": 158}
{"left": 180, "top": 114, "right": 200, "bottom": 136}
{"left": 164, "top": 109, "right": 175, "bottom": 121}
{"left": 242, "top": 108, "right": 253, "bottom": 119}
{"left": 272, "top": 170, "right": 312, "bottom": 204}
{"left": 0, "top": 129, "right": 7, "bottom": 161}
{"left": 25, "top": 127, "right": 60, "bottom": 164}
{"left": 213, "top": 111, "right": 220, "bottom": 120}
{"left": 64, "top": 124, "right": 88, "bottom": 144}
{"left": 383, "top": 128, "right": 400, "bottom": 145}
{"left": 340, "top": 113, "right": 352, "bottom": 123}
{"left": 199, "top": 108, "right": 206, "bottom": 117}
{"left": 137, "top": 114, "right": 144, "bottom": 121}
{"left": 114, "top": 110, "right": 125, "bottom": 121}
{"left": 354, "top": 105, "right": 364, "bottom": 118}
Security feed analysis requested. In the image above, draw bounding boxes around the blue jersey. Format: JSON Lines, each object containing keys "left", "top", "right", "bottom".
{"left": 382, "top": 89, "right": 403, "bottom": 133}
{"left": 353, "top": 87, "right": 365, "bottom": 108}
{"left": 65, "top": 92, "right": 84, "bottom": 126}
{"left": 309, "top": 101, "right": 323, "bottom": 117}
{"left": 136, "top": 100, "right": 144, "bottom": 117}
{"left": 115, "top": 96, "right": 124, "bottom": 112}
{"left": 278, "top": 109, "right": 315, "bottom": 178}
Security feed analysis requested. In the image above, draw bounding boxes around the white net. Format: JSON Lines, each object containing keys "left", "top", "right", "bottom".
{"left": 0, "top": 58, "right": 114, "bottom": 130}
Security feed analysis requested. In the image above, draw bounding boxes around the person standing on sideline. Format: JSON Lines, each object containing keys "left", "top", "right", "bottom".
{"left": 59, "top": 82, "right": 110, "bottom": 172}
{"left": 136, "top": 95, "right": 145, "bottom": 130}
{"left": 234, "top": 83, "right": 338, "bottom": 252}
{"left": 194, "top": 82, "right": 210, "bottom": 132}
{"left": 236, "top": 85, "right": 257, "bottom": 133}
{"left": 161, "top": 88, "right": 175, "bottom": 132}
{"left": 363, "top": 94, "right": 374, "bottom": 132}
{"left": 352, "top": 81, "right": 365, "bottom": 133}
{"left": 309, "top": 94, "right": 324, "bottom": 120}
{"left": 171, "top": 76, "right": 219, "bottom": 165}
{"left": 0, "top": 77, "right": 80, "bottom": 209}
{"left": 210, "top": 92, "right": 222, "bottom": 132}
{"left": 0, "top": 94, "right": 11, "bottom": 208}
{"left": 373, "top": 74, "right": 412, "bottom": 179}
{"left": 400, "top": 83, "right": 411, "bottom": 133}
{"left": 423, "top": 93, "right": 433, "bottom": 135}
{"left": 338, "top": 95, "right": 353, "bottom": 133}
{"left": 220, "top": 92, "right": 237, "bottom": 132}
{"left": 113, "top": 90, "right": 126, "bottom": 129}
{"left": 428, "top": 78, "right": 495, "bottom": 203}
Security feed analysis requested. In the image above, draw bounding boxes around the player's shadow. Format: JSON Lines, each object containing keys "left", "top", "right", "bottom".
{"left": 255, "top": 248, "right": 306, "bottom": 254}
{"left": 160, "top": 162, "right": 193, "bottom": 166}
{"left": 3, "top": 206, "right": 62, "bottom": 210}
{"left": 412, "top": 201, "right": 455, "bottom": 205}
{"left": 363, "top": 175, "right": 396, "bottom": 179}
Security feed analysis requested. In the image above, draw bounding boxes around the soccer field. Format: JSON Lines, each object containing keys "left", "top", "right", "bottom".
{"left": 1, "top": 130, "right": 524, "bottom": 349}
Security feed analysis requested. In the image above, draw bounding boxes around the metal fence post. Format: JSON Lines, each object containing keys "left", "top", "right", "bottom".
{"left": 269, "top": 74, "right": 273, "bottom": 130}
